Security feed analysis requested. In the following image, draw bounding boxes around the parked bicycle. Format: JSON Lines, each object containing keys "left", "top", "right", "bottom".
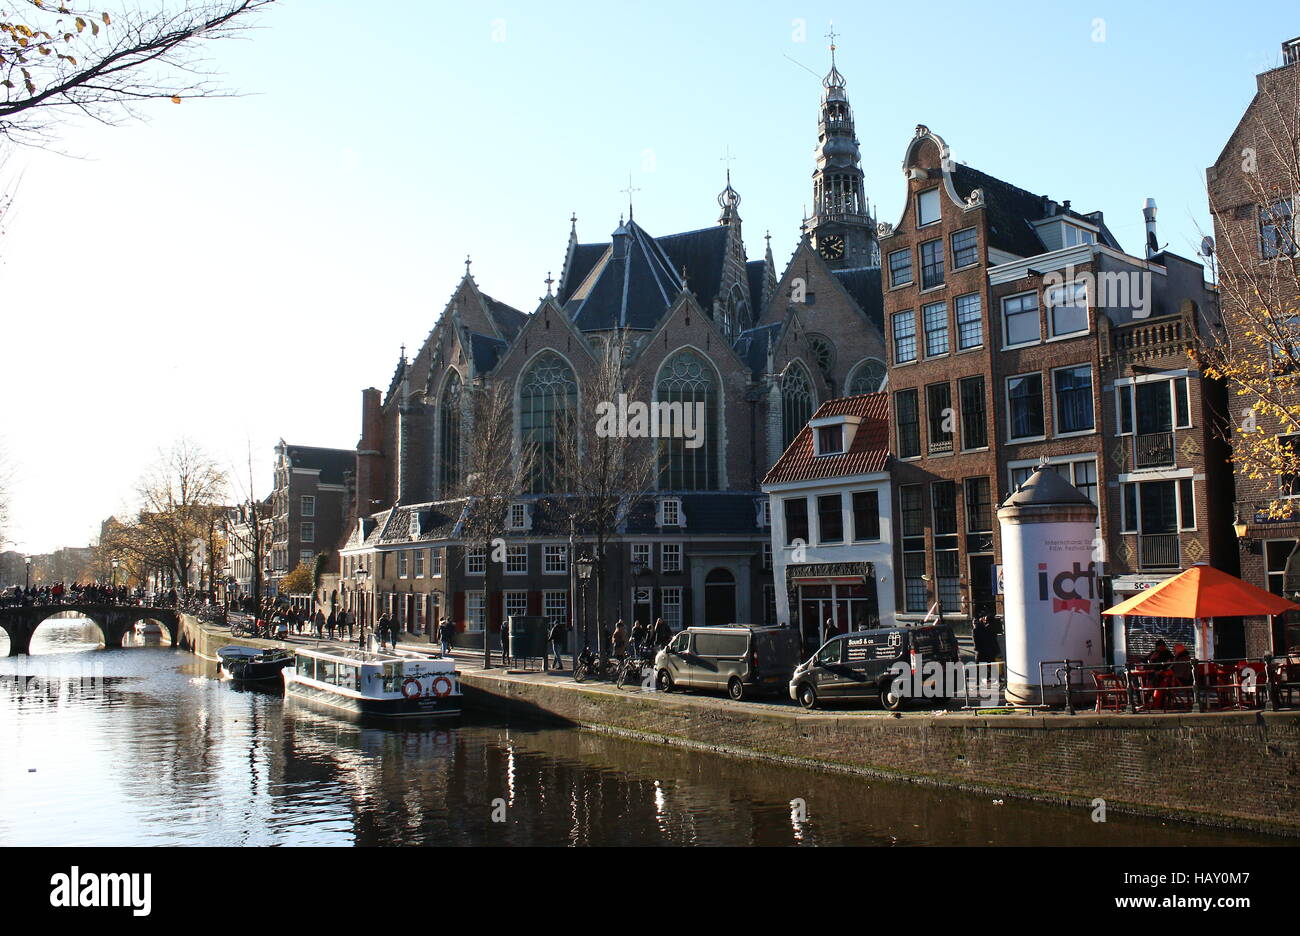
{"left": 573, "top": 646, "right": 618, "bottom": 682}
{"left": 616, "top": 646, "right": 656, "bottom": 689}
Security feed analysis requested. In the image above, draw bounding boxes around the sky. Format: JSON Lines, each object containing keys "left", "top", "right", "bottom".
{"left": 1, "top": 0, "right": 1296, "bottom": 555}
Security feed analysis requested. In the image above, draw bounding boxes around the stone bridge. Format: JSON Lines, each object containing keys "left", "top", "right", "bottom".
{"left": 0, "top": 604, "right": 180, "bottom": 655}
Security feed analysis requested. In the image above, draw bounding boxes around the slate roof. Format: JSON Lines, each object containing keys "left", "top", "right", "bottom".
{"left": 762, "top": 393, "right": 890, "bottom": 486}
{"left": 657, "top": 225, "right": 730, "bottom": 310}
{"left": 733, "top": 322, "right": 781, "bottom": 375}
{"left": 557, "top": 243, "right": 607, "bottom": 304}
{"left": 746, "top": 260, "right": 767, "bottom": 318}
{"left": 377, "top": 501, "right": 465, "bottom": 544}
{"left": 950, "top": 164, "right": 1122, "bottom": 258}
{"left": 622, "top": 493, "right": 767, "bottom": 536}
{"left": 468, "top": 330, "right": 509, "bottom": 372}
{"left": 482, "top": 293, "right": 528, "bottom": 341}
{"left": 284, "top": 444, "right": 354, "bottom": 485}
{"left": 567, "top": 220, "right": 683, "bottom": 330}
{"left": 831, "top": 267, "right": 883, "bottom": 332}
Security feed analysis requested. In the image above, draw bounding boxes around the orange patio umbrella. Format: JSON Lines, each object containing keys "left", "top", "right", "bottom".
{"left": 1103, "top": 564, "right": 1299, "bottom": 660}
{"left": 1102, "top": 564, "right": 1300, "bottom": 619}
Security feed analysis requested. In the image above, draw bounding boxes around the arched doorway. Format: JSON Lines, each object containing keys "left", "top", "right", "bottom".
{"left": 704, "top": 568, "right": 736, "bottom": 626}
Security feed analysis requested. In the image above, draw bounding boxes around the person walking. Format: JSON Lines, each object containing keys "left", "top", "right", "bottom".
{"left": 326, "top": 608, "right": 337, "bottom": 641}
{"left": 313, "top": 609, "right": 325, "bottom": 639}
{"left": 377, "top": 611, "right": 392, "bottom": 650}
{"left": 630, "top": 619, "right": 647, "bottom": 657}
{"left": 498, "top": 617, "right": 510, "bottom": 667}
{"left": 653, "top": 616, "right": 671, "bottom": 650}
{"left": 547, "top": 618, "right": 566, "bottom": 671}
{"left": 611, "top": 619, "right": 627, "bottom": 659}
{"left": 439, "top": 617, "right": 454, "bottom": 656}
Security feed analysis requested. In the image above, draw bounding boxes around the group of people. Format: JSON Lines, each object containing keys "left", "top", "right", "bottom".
{"left": 1140, "top": 638, "right": 1195, "bottom": 708}
{"left": 1, "top": 581, "right": 165, "bottom": 609}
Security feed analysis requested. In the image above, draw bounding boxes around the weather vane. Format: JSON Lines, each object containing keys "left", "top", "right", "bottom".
{"left": 620, "top": 172, "right": 641, "bottom": 220}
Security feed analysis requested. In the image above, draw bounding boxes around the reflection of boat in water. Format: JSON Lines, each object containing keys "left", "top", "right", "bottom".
{"left": 283, "top": 646, "right": 461, "bottom": 718}
{"left": 217, "top": 645, "right": 294, "bottom": 682}
{"left": 135, "top": 620, "right": 162, "bottom": 637}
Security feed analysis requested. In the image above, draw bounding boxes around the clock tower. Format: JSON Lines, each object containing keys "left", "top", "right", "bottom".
{"left": 807, "top": 33, "right": 878, "bottom": 270}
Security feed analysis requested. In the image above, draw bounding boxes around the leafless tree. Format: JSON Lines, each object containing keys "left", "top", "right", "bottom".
{"left": 0, "top": 0, "right": 276, "bottom": 146}
{"left": 223, "top": 442, "right": 268, "bottom": 606}
{"left": 453, "top": 378, "right": 537, "bottom": 667}
{"left": 1200, "top": 57, "right": 1300, "bottom": 514}
{"left": 551, "top": 331, "right": 659, "bottom": 661}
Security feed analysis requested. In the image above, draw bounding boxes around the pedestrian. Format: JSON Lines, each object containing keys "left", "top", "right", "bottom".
{"left": 439, "top": 617, "right": 454, "bottom": 656}
{"left": 630, "top": 619, "right": 647, "bottom": 657}
{"left": 378, "top": 611, "right": 392, "bottom": 650}
{"left": 611, "top": 619, "right": 627, "bottom": 659}
{"left": 343, "top": 610, "right": 354, "bottom": 640}
{"left": 547, "top": 618, "right": 566, "bottom": 671}
{"left": 326, "top": 608, "right": 337, "bottom": 641}
{"left": 653, "top": 616, "right": 671, "bottom": 650}
{"left": 973, "top": 615, "right": 1000, "bottom": 665}
{"left": 313, "top": 609, "right": 325, "bottom": 639}
{"left": 499, "top": 617, "right": 510, "bottom": 667}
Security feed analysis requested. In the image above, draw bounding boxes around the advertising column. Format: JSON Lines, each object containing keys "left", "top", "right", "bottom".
{"left": 997, "top": 468, "right": 1103, "bottom": 705}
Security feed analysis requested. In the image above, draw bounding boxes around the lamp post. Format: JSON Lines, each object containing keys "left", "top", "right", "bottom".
{"left": 25, "top": 556, "right": 31, "bottom": 589}
{"left": 111, "top": 559, "right": 120, "bottom": 588}
{"left": 576, "top": 555, "right": 594, "bottom": 658}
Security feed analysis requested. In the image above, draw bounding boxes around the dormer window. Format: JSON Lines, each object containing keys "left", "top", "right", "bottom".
{"left": 1062, "top": 223, "right": 1096, "bottom": 248}
{"left": 506, "top": 502, "right": 531, "bottom": 531}
{"left": 816, "top": 425, "right": 844, "bottom": 455}
{"left": 811, "top": 414, "right": 861, "bottom": 456}
{"left": 659, "top": 497, "right": 682, "bottom": 527}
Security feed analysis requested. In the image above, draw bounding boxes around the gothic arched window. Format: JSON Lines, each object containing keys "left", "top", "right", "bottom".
{"left": 519, "top": 351, "right": 577, "bottom": 494}
{"left": 847, "top": 358, "right": 888, "bottom": 395}
{"left": 657, "top": 349, "right": 719, "bottom": 491}
{"left": 781, "top": 362, "right": 815, "bottom": 450}
{"left": 439, "top": 370, "right": 463, "bottom": 495}
{"left": 808, "top": 334, "right": 835, "bottom": 378}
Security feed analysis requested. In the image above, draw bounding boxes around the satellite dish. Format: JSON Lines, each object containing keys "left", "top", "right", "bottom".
{"left": 1200, "top": 235, "right": 1215, "bottom": 257}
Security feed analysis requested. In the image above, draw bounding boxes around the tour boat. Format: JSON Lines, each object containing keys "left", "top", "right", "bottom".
{"left": 217, "top": 645, "right": 294, "bottom": 682}
{"left": 282, "top": 646, "right": 462, "bottom": 717}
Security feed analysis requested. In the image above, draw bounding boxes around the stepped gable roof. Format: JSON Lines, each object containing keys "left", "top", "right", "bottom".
{"left": 656, "top": 225, "right": 731, "bottom": 309}
{"left": 733, "top": 322, "right": 781, "bottom": 374}
{"left": 282, "top": 445, "right": 354, "bottom": 485}
{"left": 762, "top": 392, "right": 889, "bottom": 486}
{"left": 831, "top": 267, "right": 883, "bottom": 331}
{"left": 567, "top": 219, "right": 683, "bottom": 331}
{"left": 950, "top": 163, "right": 1122, "bottom": 258}
{"left": 745, "top": 259, "right": 767, "bottom": 317}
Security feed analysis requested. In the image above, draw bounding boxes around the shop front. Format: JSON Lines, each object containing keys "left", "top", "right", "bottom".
{"left": 788, "top": 565, "right": 879, "bottom": 655}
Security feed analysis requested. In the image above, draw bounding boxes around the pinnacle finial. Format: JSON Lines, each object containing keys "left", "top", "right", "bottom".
{"left": 464, "top": 254, "right": 472, "bottom": 276}
{"left": 620, "top": 172, "right": 640, "bottom": 221}
{"left": 544, "top": 271, "right": 555, "bottom": 295}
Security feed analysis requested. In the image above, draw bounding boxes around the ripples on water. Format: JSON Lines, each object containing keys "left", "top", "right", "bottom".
{"left": 0, "top": 618, "right": 1282, "bottom": 847}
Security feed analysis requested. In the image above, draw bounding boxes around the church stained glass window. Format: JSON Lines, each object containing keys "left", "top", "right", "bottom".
{"left": 657, "top": 349, "right": 719, "bottom": 491}
{"left": 519, "top": 352, "right": 577, "bottom": 494}
{"left": 439, "top": 370, "right": 463, "bottom": 496}
{"left": 782, "top": 362, "right": 815, "bottom": 450}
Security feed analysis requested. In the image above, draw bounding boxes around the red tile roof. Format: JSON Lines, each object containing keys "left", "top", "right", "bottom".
{"left": 762, "top": 393, "right": 890, "bottom": 486}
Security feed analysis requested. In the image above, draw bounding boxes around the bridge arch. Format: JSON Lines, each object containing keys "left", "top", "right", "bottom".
{"left": 0, "top": 605, "right": 179, "bottom": 655}
{"left": 29, "top": 610, "right": 108, "bottom": 652}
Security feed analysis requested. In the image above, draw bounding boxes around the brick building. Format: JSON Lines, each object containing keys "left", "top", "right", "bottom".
{"left": 338, "top": 54, "right": 890, "bottom": 646}
{"left": 267, "top": 441, "right": 353, "bottom": 584}
{"left": 880, "top": 126, "right": 1229, "bottom": 661}
{"left": 1206, "top": 37, "right": 1300, "bottom": 656}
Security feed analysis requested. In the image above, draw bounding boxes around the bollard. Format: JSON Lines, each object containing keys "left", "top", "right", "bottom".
{"left": 1193, "top": 657, "right": 1207, "bottom": 713}
{"left": 1056, "top": 661, "right": 1076, "bottom": 715}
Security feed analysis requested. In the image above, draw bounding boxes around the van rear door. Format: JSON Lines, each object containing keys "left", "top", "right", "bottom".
{"left": 753, "top": 629, "right": 801, "bottom": 685}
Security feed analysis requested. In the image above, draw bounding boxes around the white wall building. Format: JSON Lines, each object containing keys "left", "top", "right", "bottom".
{"left": 762, "top": 393, "right": 895, "bottom": 654}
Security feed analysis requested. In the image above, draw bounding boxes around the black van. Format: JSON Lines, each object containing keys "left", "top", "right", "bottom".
{"left": 789, "top": 624, "right": 959, "bottom": 711}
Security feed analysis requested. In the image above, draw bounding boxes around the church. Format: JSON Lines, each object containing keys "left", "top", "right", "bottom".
{"left": 336, "top": 50, "right": 889, "bottom": 647}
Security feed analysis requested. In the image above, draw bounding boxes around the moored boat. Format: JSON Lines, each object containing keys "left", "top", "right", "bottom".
{"left": 282, "top": 646, "right": 461, "bottom": 717}
{"left": 217, "top": 645, "right": 295, "bottom": 682}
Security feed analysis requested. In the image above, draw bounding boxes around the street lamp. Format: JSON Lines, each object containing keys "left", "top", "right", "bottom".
{"left": 111, "top": 559, "right": 120, "bottom": 588}
{"left": 25, "top": 556, "right": 31, "bottom": 589}
{"left": 576, "top": 555, "right": 595, "bottom": 658}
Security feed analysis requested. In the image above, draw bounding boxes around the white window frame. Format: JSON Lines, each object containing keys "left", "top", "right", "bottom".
{"left": 661, "top": 542, "right": 682, "bottom": 573}
{"left": 1001, "top": 291, "right": 1041, "bottom": 349}
{"left": 414, "top": 550, "right": 426, "bottom": 578}
{"left": 508, "top": 502, "right": 528, "bottom": 530}
{"left": 659, "top": 498, "right": 682, "bottom": 527}
{"left": 661, "top": 586, "right": 683, "bottom": 631}
{"left": 543, "top": 544, "right": 569, "bottom": 574}
{"left": 300, "top": 521, "right": 315, "bottom": 544}
{"left": 1005, "top": 371, "right": 1046, "bottom": 442}
{"left": 631, "top": 542, "right": 652, "bottom": 571}
{"left": 505, "top": 544, "right": 528, "bottom": 575}
{"left": 397, "top": 551, "right": 409, "bottom": 579}
{"left": 543, "top": 590, "right": 568, "bottom": 625}
{"left": 504, "top": 590, "right": 529, "bottom": 621}
{"left": 300, "top": 495, "right": 315, "bottom": 517}
{"left": 917, "top": 187, "right": 941, "bottom": 227}
{"left": 430, "top": 549, "right": 443, "bottom": 577}
{"left": 466, "top": 546, "right": 486, "bottom": 576}
{"left": 1114, "top": 372, "right": 1194, "bottom": 435}
{"left": 1046, "top": 281, "right": 1090, "bottom": 338}
{"left": 1050, "top": 362, "right": 1096, "bottom": 438}
{"left": 466, "top": 591, "right": 486, "bottom": 631}
{"left": 762, "top": 542, "right": 772, "bottom": 570}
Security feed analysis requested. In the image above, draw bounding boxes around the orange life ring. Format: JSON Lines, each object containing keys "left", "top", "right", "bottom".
{"left": 401, "top": 677, "right": 422, "bottom": 699}
{"left": 431, "top": 675, "right": 453, "bottom": 698}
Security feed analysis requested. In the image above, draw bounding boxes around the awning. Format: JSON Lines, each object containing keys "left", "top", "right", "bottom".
{"left": 1103, "top": 564, "right": 1300, "bottom": 619}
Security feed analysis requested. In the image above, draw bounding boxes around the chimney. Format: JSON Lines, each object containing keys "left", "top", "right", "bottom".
{"left": 1143, "top": 198, "right": 1159, "bottom": 259}
{"left": 355, "top": 388, "right": 386, "bottom": 520}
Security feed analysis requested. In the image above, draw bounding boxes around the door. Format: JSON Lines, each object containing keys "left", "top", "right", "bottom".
{"left": 664, "top": 631, "right": 695, "bottom": 686}
{"left": 704, "top": 568, "right": 736, "bottom": 626}
{"left": 811, "top": 638, "right": 849, "bottom": 697}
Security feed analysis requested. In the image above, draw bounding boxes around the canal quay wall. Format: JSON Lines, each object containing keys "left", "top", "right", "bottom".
{"left": 459, "top": 668, "right": 1300, "bottom": 836}
{"left": 181, "top": 616, "right": 1299, "bottom": 835}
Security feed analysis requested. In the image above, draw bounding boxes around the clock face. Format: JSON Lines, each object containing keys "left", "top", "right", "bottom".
{"left": 819, "top": 234, "right": 845, "bottom": 260}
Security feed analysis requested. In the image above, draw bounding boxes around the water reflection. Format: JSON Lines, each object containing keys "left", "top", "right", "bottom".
{"left": 0, "top": 618, "right": 1285, "bottom": 847}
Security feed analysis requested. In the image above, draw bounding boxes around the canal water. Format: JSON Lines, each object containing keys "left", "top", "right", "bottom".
{"left": 0, "top": 618, "right": 1282, "bottom": 846}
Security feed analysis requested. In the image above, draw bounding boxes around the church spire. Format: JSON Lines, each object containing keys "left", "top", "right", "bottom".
{"left": 808, "top": 27, "right": 878, "bottom": 269}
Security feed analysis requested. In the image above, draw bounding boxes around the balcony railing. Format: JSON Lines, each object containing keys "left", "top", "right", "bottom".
{"left": 1138, "top": 533, "right": 1180, "bottom": 569}
{"left": 1133, "top": 431, "right": 1175, "bottom": 469}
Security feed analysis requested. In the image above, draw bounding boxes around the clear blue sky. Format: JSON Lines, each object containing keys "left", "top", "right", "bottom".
{"left": 2, "top": 0, "right": 1296, "bottom": 555}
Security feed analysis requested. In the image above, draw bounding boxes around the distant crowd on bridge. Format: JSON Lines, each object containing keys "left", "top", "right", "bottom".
{"left": 0, "top": 581, "right": 176, "bottom": 609}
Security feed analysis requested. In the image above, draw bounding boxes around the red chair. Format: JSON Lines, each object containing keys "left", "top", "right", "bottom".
{"left": 1235, "top": 662, "right": 1267, "bottom": 709}
{"left": 1093, "top": 672, "right": 1128, "bottom": 712}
